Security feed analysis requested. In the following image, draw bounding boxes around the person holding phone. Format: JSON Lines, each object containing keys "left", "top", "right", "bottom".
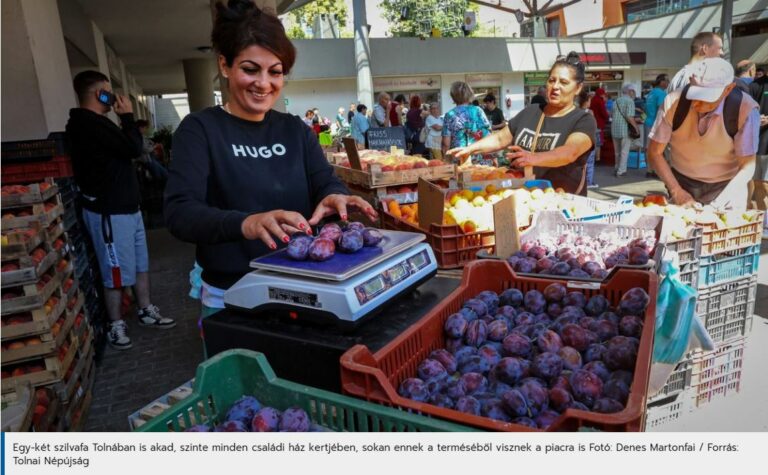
{"left": 165, "top": 0, "right": 377, "bottom": 318}
{"left": 66, "top": 71, "right": 175, "bottom": 351}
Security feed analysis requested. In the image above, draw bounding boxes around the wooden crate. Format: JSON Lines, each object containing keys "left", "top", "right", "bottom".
{"left": 54, "top": 331, "right": 94, "bottom": 405}
{"left": 34, "top": 388, "right": 61, "bottom": 432}
{"left": 1, "top": 288, "right": 66, "bottom": 341}
{"left": 1, "top": 245, "right": 59, "bottom": 288}
{"left": 333, "top": 163, "right": 456, "bottom": 188}
{"left": 0, "top": 382, "right": 36, "bottom": 432}
{"left": 127, "top": 380, "right": 196, "bottom": 430}
{"left": 1, "top": 195, "right": 64, "bottom": 231}
{"left": 1, "top": 267, "right": 63, "bottom": 316}
{"left": 1, "top": 225, "right": 45, "bottom": 261}
{"left": 1, "top": 310, "right": 76, "bottom": 365}
{"left": 455, "top": 168, "right": 532, "bottom": 191}
{"left": 45, "top": 218, "right": 66, "bottom": 245}
{"left": 1, "top": 334, "right": 79, "bottom": 394}
{"left": 1, "top": 179, "right": 59, "bottom": 208}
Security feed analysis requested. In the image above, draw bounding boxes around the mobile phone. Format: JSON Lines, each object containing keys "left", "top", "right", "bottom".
{"left": 97, "top": 89, "right": 116, "bottom": 106}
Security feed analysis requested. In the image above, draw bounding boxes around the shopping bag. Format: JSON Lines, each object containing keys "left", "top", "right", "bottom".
{"left": 647, "top": 251, "right": 714, "bottom": 397}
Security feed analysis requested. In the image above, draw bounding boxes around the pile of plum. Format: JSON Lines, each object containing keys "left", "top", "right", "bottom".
{"left": 397, "top": 284, "right": 650, "bottom": 429}
{"left": 507, "top": 234, "right": 656, "bottom": 279}
{"left": 287, "top": 222, "right": 384, "bottom": 262}
{"left": 185, "top": 396, "right": 319, "bottom": 432}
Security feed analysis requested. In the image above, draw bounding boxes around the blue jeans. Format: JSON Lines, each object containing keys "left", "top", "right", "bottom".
{"left": 586, "top": 150, "right": 596, "bottom": 186}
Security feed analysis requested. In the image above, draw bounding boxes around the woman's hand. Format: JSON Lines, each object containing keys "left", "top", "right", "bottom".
{"left": 506, "top": 145, "right": 538, "bottom": 168}
{"left": 446, "top": 146, "right": 474, "bottom": 162}
{"left": 241, "top": 210, "right": 312, "bottom": 249}
{"left": 309, "top": 194, "right": 378, "bottom": 226}
{"left": 669, "top": 187, "right": 697, "bottom": 207}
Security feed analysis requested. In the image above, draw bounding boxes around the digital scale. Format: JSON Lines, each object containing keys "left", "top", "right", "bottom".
{"left": 223, "top": 230, "right": 437, "bottom": 326}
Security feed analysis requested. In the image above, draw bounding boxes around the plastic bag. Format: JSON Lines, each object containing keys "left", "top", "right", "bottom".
{"left": 648, "top": 251, "right": 715, "bottom": 397}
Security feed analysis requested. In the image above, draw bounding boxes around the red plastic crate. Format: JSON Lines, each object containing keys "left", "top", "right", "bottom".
{"left": 1, "top": 156, "right": 73, "bottom": 185}
{"left": 380, "top": 208, "right": 495, "bottom": 269}
{"left": 340, "top": 260, "right": 658, "bottom": 432}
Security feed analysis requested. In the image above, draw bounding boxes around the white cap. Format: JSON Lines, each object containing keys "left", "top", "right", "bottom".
{"left": 685, "top": 57, "right": 735, "bottom": 102}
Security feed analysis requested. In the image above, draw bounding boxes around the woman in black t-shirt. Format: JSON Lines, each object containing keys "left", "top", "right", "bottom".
{"left": 449, "top": 53, "right": 597, "bottom": 195}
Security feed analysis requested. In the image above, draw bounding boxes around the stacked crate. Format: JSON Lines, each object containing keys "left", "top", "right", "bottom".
{"left": 1, "top": 178, "right": 96, "bottom": 431}
{"left": 55, "top": 177, "right": 107, "bottom": 350}
{"left": 645, "top": 212, "right": 762, "bottom": 430}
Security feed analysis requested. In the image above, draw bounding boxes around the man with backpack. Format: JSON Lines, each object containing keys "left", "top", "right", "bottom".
{"left": 647, "top": 58, "right": 759, "bottom": 209}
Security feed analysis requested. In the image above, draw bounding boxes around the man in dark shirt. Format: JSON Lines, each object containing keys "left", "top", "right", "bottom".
{"left": 66, "top": 71, "right": 175, "bottom": 351}
{"left": 748, "top": 73, "right": 768, "bottom": 237}
{"left": 483, "top": 94, "right": 506, "bottom": 131}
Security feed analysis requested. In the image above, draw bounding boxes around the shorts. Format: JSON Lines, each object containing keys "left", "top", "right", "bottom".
{"left": 81, "top": 209, "right": 149, "bottom": 288}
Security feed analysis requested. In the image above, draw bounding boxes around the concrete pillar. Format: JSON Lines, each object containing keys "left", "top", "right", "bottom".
{"left": 1, "top": 0, "right": 76, "bottom": 141}
{"left": 720, "top": 0, "right": 733, "bottom": 61}
{"left": 353, "top": 0, "right": 373, "bottom": 109}
{"left": 183, "top": 58, "right": 216, "bottom": 112}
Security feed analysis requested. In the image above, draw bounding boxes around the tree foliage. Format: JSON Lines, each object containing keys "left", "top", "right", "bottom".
{"left": 380, "top": 0, "right": 472, "bottom": 38}
{"left": 288, "top": 0, "right": 348, "bottom": 32}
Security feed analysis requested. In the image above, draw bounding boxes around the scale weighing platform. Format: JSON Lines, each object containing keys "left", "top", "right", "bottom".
{"left": 223, "top": 230, "right": 438, "bottom": 327}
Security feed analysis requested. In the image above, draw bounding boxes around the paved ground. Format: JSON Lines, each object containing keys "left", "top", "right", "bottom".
{"left": 83, "top": 231, "right": 203, "bottom": 431}
{"left": 81, "top": 162, "right": 767, "bottom": 431}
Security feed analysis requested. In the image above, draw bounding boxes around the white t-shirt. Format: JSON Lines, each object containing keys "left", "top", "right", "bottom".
{"left": 425, "top": 115, "right": 443, "bottom": 149}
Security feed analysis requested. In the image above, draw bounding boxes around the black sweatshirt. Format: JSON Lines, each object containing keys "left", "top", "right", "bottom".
{"left": 165, "top": 107, "right": 348, "bottom": 289}
{"left": 65, "top": 108, "right": 142, "bottom": 214}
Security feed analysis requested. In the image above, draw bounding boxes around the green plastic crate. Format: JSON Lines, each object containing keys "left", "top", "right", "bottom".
{"left": 137, "top": 349, "right": 475, "bottom": 432}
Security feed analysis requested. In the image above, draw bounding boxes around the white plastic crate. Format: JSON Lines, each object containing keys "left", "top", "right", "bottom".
{"left": 645, "top": 391, "right": 691, "bottom": 431}
{"left": 695, "top": 276, "right": 756, "bottom": 343}
{"left": 688, "top": 338, "right": 746, "bottom": 408}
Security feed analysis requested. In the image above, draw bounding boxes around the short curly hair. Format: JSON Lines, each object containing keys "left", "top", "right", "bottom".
{"left": 211, "top": 0, "right": 296, "bottom": 73}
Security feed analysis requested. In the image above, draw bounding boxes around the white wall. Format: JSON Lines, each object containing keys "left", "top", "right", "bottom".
{"left": 501, "top": 72, "right": 525, "bottom": 118}
{"left": 1, "top": 0, "right": 75, "bottom": 141}
{"left": 283, "top": 78, "right": 358, "bottom": 119}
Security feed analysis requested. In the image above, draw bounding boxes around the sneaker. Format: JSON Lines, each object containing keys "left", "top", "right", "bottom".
{"left": 587, "top": 184, "right": 599, "bottom": 189}
{"left": 109, "top": 320, "right": 132, "bottom": 350}
{"left": 137, "top": 304, "right": 176, "bottom": 329}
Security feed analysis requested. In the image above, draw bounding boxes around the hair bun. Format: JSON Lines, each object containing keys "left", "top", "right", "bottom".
{"left": 215, "top": 0, "right": 259, "bottom": 21}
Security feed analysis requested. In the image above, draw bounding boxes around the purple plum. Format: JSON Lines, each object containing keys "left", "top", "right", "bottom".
{"left": 531, "top": 352, "right": 564, "bottom": 380}
{"left": 502, "top": 333, "right": 532, "bottom": 358}
{"left": 455, "top": 396, "right": 482, "bottom": 416}
{"left": 319, "top": 223, "right": 342, "bottom": 243}
{"left": 558, "top": 346, "right": 583, "bottom": 371}
{"left": 619, "top": 315, "right": 644, "bottom": 338}
{"left": 398, "top": 378, "right": 429, "bottom": 402}
{"left": 463, "top": 298, "right": 488, "bottom": 318}
{"left": 563, "top": 292, "right": 587, "bottom": 308}
{"left": 362, "top": 228, "right": 384, "bottom": 246}
{"left": 338, "top": 230, "right": 364, "bottom": 253}
{"left": 417, "top": 359, "right": 448, "bottom": 382}
{"left": 585, "top": 295, "right": 610, "bottom": 317}
{"left": 286, "top": 235, "right": 313, "bottom": 261}
{"left": 619, "top": 288, "right": 650, "bottom": 316}
{"left": 308, "top": 237, "right": 336, "bottom": 261}
{"left": 279, "top": 407, "right": 310, "bottom": 432}
{"left": 215, "top": 420, "right": 248, "bottom": 432}
{"left": 570, "top": 369, "right": 604, "bottom": 407}
{"left": 499, "top": 289, "right": 524, "bottom": 308}
{"left": 592, "top": 398, "right": 624, "bottom": 414}
{"left": 252, "top": 407, "right": 282, "bottom": 432}
{"left": 493, "top": 357, "right": 526, "bottom": 386}
{"left": 444, "top": 313, "right": 469, "bottom": 339}
{"left": 464, "top": 320, "right": 488, "bottom": 347}
{"left": 429, "top": 349, "right": 458, "bottom": 374}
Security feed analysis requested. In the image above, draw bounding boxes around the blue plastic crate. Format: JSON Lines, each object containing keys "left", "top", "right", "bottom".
{"left": 627, "top": 151, "right": 647, "bottom": 169}
{"left": 698, "top": 245, "right": 760, "bottom": 288}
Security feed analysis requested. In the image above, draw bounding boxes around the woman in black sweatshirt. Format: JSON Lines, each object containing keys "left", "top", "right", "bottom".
{"left": 165, "top": 0, "right": 377, "bottom": 305}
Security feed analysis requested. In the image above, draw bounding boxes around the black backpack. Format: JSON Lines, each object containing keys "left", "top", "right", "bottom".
{"left": 672, "top": 84, "right": 742, "bottom": 139}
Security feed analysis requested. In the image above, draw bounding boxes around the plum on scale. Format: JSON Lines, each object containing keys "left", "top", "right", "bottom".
{"left": 286, "top": 223, "right": 385, "bottom": 261}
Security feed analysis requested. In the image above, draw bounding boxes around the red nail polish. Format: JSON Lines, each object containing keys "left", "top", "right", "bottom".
{"left": 341, "top": 215, "right": 347, "bottom": 220}
{"left": 299, "top": 223, "right": 306, "bottom": 230}
{"left": 282, "top": 236, "right": 289, "bottom": 243}
{"left": 269, "top": 243, "right": 277, "bottom": 250}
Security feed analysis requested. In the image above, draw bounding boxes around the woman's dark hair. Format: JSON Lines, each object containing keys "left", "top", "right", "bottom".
{"left": 394, "top": 94, "right": 406, "bottom": 104}
{"left": 409, "top": 95, "right": 421, "bottom": 109}
{"left": 549, "top": 51, "right": 585, "bottom": 84}
{"left": 211, "top": 0, "right": 296, "bottom": 73}
{"left": 305, "top": 110, "right": 314, "bottom": 117}
{"left": 356, "top": 104, "right": 367, "bottom": 113}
